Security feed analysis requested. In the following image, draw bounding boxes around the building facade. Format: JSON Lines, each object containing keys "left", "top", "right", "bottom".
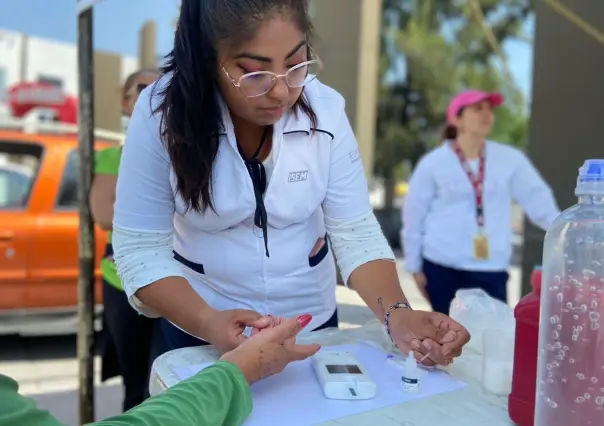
{"left": 309, "top": 0, "right": 383, "bottom": 175}
{"left": 0, "top": 28, "right": 139, "bottom": 132}
{"left": 521, "top": 1, "right": 604, "bottom": 293}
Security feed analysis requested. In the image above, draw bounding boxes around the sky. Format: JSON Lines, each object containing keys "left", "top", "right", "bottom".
{"left": 0, "top": 0, "right": 534, "bottom": 98}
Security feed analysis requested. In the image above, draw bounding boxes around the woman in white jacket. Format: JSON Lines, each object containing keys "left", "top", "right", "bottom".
{"left": 113, "top": 0, "right": 470, "bottom": 367}
{"left": 402, "top": 90, "right": 560, "bottom": 314}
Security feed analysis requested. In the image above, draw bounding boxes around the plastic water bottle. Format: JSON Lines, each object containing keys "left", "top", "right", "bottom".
{"left": 535, "top": 160, "right": 604, "bottom": 425}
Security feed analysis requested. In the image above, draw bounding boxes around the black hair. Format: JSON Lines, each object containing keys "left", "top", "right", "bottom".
{"left": 155, "top": 0, "right": 317, "bottom": 213}
{"left": 440, "top": 107, "right": 465, "bottom": 142}
{"left": 441, "top": 124, "right": 458, "bottom": 142}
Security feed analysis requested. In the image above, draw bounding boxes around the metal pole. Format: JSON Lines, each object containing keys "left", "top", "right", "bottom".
{"left": 76, "top": 6, "right": 96, "bottom": 424}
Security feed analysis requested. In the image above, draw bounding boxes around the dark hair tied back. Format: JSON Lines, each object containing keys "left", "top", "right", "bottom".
{"left": 154, "top": 0, "right": 315, "bottom": 213}
{"left": 441, "top": 124, "right": 458, "bottom": 142}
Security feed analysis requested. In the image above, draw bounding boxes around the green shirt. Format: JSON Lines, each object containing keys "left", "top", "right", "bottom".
{"left": 0, "top": 361, "right": 252, "bottom": 426}
{"left": 94, "top": 146, "right": 122, "bottom": 290}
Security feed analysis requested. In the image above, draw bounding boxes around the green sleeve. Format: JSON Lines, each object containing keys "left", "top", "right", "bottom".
{"left": 94, "top": 361, "right": 253, "bottom": 426}
{"left": 0, "top": 375, "right": 65, "bottom": 426}
{"left": 94, "top": 147, "right": 121, "bottom": 175}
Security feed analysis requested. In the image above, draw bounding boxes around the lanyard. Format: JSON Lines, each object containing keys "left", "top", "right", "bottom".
{"left": 237, "top": 126, "right": 270, "bottom": 257}
{"left": 451, "top": 141, "right": 486, "bottom": 229}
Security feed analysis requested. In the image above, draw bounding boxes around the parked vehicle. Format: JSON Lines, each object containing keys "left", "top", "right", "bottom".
{"left": 0, "top": 118, "right": 122, "bottom": 336}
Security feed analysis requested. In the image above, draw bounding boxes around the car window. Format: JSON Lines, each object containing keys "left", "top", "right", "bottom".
{"left": 56, "top": 149, "right": 79, "bottom": 208}
{"left": 0, "top": 168, "right": 32, "bottom": 208}
{"left": 0, "top": 141, "right": 42, "bottom": 210}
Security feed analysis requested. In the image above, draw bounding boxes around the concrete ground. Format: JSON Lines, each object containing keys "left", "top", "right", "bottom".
{"left": 0, "top": 259, "right": 522, "bottom": 425}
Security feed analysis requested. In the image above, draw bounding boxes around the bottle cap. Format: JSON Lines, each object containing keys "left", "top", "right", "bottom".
{"left": 403, "top": 350, "right": 420, "bottom": 378}
{"left": 576, "top": 159, "right": 604, "bottom": 195}
{"left": 578, "top": 159, "right": 604, "bottom": 182}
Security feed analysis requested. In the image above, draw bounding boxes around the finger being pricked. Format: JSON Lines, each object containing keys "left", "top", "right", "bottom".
{"left": 274, "top": 315, "right": 321, "bottom": 360}
{"left": 288, "top": 341, "right": 321, "bottom": 361}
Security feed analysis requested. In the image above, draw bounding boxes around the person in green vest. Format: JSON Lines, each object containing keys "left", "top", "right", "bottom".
{"left": 0, "top": 314, "right": 319, "bottom": 426}
{"left": 90, "top": 69, "right": 161, "bottom": 411}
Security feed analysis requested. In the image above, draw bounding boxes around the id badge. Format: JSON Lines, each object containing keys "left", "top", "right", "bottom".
{"left": 473, "top": 234, "right": 490, "bottom": 260}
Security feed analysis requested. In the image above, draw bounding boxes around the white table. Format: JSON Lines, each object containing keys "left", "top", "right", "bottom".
{"left": 150, "top": 321, "right": 514, "bottom": 426}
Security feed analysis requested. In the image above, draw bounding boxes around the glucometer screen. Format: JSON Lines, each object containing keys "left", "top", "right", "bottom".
{"left": 326, "top": 364, "right": 362, "bottom": 374}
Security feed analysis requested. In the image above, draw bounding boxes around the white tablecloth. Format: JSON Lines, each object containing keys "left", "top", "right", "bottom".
{"left": 149, "top": 321, "right": 514, "bottom": 426}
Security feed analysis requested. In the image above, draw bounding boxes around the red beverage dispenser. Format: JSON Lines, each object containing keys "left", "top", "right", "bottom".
{"left": 509, "top": 266, "right": 542, "bottom": 426}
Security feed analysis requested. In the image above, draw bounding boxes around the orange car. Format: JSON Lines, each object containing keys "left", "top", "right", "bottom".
{"left": 0, "top": 121, "right": 121, "bottom": 336}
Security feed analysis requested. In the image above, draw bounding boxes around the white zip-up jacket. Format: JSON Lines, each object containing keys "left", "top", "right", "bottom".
{"left": 112, "top": 75, "right": 394, "bottom": 332}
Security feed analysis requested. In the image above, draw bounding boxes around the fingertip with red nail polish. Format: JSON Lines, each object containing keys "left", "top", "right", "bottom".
{"left": 297, "top": 314, "right": 312, "bottom": 328}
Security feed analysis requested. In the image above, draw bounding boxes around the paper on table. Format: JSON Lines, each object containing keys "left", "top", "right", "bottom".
{"left": 172, "top": 343, "right": 466, "bottom": 426}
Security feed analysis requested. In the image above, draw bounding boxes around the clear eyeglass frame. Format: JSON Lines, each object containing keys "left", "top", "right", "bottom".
{"left": 221, "top": 57, "right": 323, "bottom": 98}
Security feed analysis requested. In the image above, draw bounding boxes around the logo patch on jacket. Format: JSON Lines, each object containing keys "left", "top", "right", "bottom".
{"left": 288, "top": 170, "right": 309, "bottom": 182}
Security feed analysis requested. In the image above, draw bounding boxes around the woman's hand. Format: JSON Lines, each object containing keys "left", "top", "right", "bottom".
{"left": 203, "top": 309, "right": 274, "bottom": 354}
{"left": 250, "top": 315, "right": 287, "bottom": 336}
{"left": 220, "top": 314, "right": 320, "bottom": 385}
{"left": 387, "top": 309, "right": 470, "bottom": 366}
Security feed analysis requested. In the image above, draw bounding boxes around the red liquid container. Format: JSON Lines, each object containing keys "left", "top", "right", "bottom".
{"left": 509, "top": 266, "right": 542, "bottom": 426}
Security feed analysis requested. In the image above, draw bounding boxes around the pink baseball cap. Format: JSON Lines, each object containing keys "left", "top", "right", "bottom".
{"left": 447, "top": 90, "right": 504, "bottom": 124}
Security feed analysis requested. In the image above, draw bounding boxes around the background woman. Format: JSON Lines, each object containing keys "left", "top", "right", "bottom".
{"left": 402, "top": 89, "right": 560, "bottom": 314}
{"left": 114, "top": 0, "right": 470, "bottom": 367}
{"left": 90, "top": 69, "right": 160, "bottom": 411}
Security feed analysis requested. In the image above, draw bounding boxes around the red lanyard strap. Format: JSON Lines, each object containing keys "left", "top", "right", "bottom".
{"left": 451, "top": 141, "right": 486, "bottom": 228}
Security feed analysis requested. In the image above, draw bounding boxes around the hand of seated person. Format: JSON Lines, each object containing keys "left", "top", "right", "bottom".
{"left": 250, "top": 315, "right": 287, "bottom": 336}
{"left": 220, "top": 314, "right": 320, "bottom": 385}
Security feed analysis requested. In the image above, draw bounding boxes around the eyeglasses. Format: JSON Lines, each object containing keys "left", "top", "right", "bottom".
{"left": 222, "top": 58, "right": 322, "bottom": 98}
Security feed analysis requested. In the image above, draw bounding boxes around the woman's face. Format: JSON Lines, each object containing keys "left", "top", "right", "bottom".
{"left": 455, "top": 100, "right": 495, "bottom": 138}
{"left": 217, "top": 15, "right": 307, "bottom": 126}
{"left": 122, "top": 72, "right": 160, "bottom": 117}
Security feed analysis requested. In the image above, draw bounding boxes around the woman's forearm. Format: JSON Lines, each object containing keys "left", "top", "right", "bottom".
{"left": 90, "top": 196, "right": 114, "bottom": 230}
{"left": 112, "top": 224, "right": 214, "bottom": 337}
{"left": 136, "top": 277, "right": 215, "bottom": 339}
{"left": 94, "top": 362, "right": 252, "bottom": 426}
{"left": 348, "top": 259, "right": 409, "bottom": 322}
{"left": 90, "top": 175, "right": 117, "bottom": 231}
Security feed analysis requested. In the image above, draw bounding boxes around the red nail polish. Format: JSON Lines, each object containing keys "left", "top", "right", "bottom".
{"left": 297, "top": 314, "right": 312, "bottom": 328}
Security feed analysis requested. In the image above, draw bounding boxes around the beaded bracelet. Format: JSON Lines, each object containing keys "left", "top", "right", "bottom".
{"left": 382, "top": 301, "right": 413, "bottom": 342}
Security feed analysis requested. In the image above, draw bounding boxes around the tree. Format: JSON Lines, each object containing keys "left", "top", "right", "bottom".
{"left": 491, "top": 105, "right": 529, "bottom": 150}
{"left": 375, "top": 0, "right": 534, "bottom": 208}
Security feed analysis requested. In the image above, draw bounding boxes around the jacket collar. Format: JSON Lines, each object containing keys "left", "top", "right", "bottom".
{"left": 217, "top": 94, "right": 313, "bottom": 144}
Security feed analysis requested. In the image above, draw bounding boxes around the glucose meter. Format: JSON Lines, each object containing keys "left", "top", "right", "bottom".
{"left": 311, "top": 350, "right": 377, "bottom": 400}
